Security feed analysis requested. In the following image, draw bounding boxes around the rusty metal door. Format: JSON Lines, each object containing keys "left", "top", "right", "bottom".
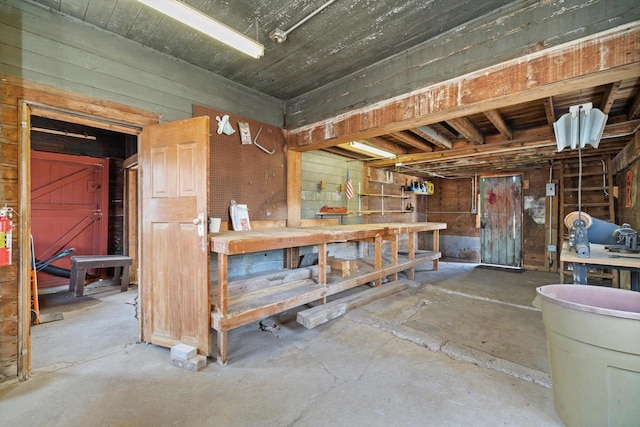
{"left": 480, "top": 175, "right": 523, "bottom": 267}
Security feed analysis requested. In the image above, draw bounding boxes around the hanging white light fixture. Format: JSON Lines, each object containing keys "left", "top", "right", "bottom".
{"left": 553, "top": 102, "right": 608, "bottom": 258}
{"left": 553, "top": 102, "right": 607, "bottom": 152}
{"left": 348, "top": 141, "right": 396, "bottom": 158}
{"left": 137, "top": 0, "right": 264, "bottom": 58}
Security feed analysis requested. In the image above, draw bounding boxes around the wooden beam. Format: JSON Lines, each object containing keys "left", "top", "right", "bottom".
{"left": 390, "top": 131, "right": 433, "bottom": 152}
{"left": 612, "top": 131, "right": 640, "bottom": 173}
{"left": 296, "top": 280, "right": 410, "bottom": 329}
{"left": 628, "top": 88, "right": 640, "bottom": 120}
{"left": 543, "top": 97, "right": 556, "bottom": 125}
{"left": 412, "top": 126, "right": 452, "bottom": 149}
{"left": 367, "top": 136, "right": 408, "bottom": 155}
{"left": 287, "top": 25, "right": 640, "bottom": 150}
{"left": 323, "top": 146, "right": 368, "bottom": 160}
{"left": 369, "top": 117, "right": 640, "bottom": 168}
{"left": 600, "top": 81, "right": 622, "bottom": 115}
{"left": 483, "top": 109, "right": 512, "bottom": 140}
{"left": 446, "top": 117, "right": 484, "bottom": 145}
{"left": 286, "top": 150, "right": 302, "bottom": 227}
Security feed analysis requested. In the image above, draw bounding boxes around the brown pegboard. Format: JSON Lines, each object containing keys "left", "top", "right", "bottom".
{"left": 193, "top": 104, "right": 288, "bottom": 222}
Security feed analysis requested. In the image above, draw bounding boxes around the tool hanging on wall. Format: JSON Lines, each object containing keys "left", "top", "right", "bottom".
{"left": 215, "top": 114, "right": 235, "bottom": 135}
{"left": 253, "top": 126, "right": 276, "bottom": 155}
{"left": 238, "top": 122, "right": 252, "bottom": 144}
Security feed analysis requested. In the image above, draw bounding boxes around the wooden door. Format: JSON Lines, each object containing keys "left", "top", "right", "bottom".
{"left": 480, "top": 175, "right": 523, "bottom": 267}
{"left": 140, "top": 117, "right": 211, "bottom": 356}
{"left": 31, "top": 151, "right": 109, "bottom": 288}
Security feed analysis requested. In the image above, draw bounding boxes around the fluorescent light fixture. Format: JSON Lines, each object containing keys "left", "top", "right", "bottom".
{"left": 137, "top": 0, "right": 264, "bottom": 58}
{"left": 553, "top": 102, "right": 607, "bottom": 152}
{"left": 348, "top": 141, "right": 396, "bottom": 158}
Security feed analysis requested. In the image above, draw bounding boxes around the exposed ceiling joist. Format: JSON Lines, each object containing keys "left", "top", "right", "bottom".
{"left": 600, "top": 81, "right": 622, "bottom": 115}
{"left": 629, "top": 89, "right": 640, "bottom": 120}
{"left": 412, "top": 126, "right": 453, "bottom": 149}
{"left": 543, "top": 97, "right": 555, "bottom": 125}
{"left": 446, "top": 117, "right": 484, "bottom": 145}
{"left": 390, "top": 131, "right": 434, "bottom": 152}
{"left": 367, "top": 136, "right": 408, "bottom": 155}
{"left": 483, "top": 109, "right": 512, "bottom": 140}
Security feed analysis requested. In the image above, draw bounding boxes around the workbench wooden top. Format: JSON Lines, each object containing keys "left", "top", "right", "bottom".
{"left": 560, "top": 242, "right": 640, "bottom": 269}
{"left": 210, "top": 222, "right": 447, "bottom": 255}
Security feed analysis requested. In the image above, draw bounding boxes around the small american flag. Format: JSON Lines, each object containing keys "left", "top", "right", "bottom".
{"left": 345, "top": 170, "right": 354, "bottom": 200}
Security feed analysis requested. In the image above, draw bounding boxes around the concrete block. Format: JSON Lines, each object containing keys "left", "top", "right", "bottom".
{"left": 171, "top": 343, "right": 197, "bottom": 361}
{"left": 170, "top": 354, "right": 208, "bottom": 372}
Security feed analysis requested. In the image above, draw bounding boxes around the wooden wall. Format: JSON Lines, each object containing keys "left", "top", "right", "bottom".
{"left": 614, "top": 134, "right": 640, "bottom": 230}
{"left": 426, "top": 178, "right": 479, "bottom": 261}
{"left": 426, "top": 167, "right": 557, "bottom": 270}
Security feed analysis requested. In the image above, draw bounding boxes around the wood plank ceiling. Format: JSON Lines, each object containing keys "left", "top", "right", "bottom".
{"left": 28, "top": 0, "right": 640, "bottom": 177}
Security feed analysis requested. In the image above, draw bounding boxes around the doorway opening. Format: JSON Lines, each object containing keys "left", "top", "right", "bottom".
{"left": 28, "top": 116, "right": 139, "bottom": 369}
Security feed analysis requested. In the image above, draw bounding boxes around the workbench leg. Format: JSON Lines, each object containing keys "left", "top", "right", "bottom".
{"left": 573, "top": 263, "right": 588, "bottom": 285}
{"left": 408, "top": 231, "right": 415, "bottom": 280}
{"left": 317, "top": 243, "right": 327, "bottom": 304}
{"left": 390, "top": 235, "right": 398, "bottom": 282}
{"left": 374, "top": 235, "right": 382, "bottom": 286}
{"left": 217, "top": 330, "right": 228, "bottom": 366}
{"left": 432, "top": 230, "right": 440, "bottom": 271}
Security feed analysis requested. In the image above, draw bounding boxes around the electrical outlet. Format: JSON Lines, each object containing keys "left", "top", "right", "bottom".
{"left": 546, "top": 183, "right": 556, "bottom": 197}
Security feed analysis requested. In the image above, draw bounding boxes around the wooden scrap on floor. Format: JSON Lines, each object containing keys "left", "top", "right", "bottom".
{"left": 296, "top": 280, "right": 410, "bottom": 329}
{"left": 327, "top": 257, "right": 358, "bottom": 278}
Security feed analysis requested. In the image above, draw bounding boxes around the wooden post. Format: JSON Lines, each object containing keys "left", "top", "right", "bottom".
{"left": 374, "top": 235, "right": 382, "bottom": 286}
{"left": 287, "top": 150, "right": 302, "bottom": 228}
{"left": 408, "top": 231, "right": 416, "bottom": 280}
{"left": 217, "top": 254, "right": 228, "bottom": 317}
{"left": 432, "top": 230, "right": 440, "bottom": 271}
{"left": 386, "top": 234, "right": 398, "bottom": 281}
{"left": 217, "top": 331, "right": 228, "bottom": 366}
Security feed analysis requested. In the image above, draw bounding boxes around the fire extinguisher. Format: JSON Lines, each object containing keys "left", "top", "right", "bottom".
{"left": 0, "top": 206, "right": 13, "bottom": 266}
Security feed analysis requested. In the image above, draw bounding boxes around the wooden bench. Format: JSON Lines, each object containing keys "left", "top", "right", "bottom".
{"left": 69, "top": 255, "right": 133, "bottom": 297}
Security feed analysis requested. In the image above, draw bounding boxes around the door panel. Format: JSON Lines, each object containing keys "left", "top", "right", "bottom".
{"left": 31, "top": 151, "right": 108, "bottom": 288}
{"left": 140, "top": 117, "right": 211, "bottom": 356}
{"left": 480, "top": 175, "right": 523, "bottom": 267}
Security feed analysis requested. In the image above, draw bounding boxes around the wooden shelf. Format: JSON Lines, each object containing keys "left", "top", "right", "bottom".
{"left": 359, "top": 193, "right": 410, "bottom": 199}
{"left": 209, "top": 222, "right": 446, "bottom": 365}
{"left": 316, "top": 211, "right": 353, "bottom": 216}
{"left": 359, "top": 210, "right": 411, "bottom": 214}
{"left": 212, "top": 251, "right": 441, "bottom": 330}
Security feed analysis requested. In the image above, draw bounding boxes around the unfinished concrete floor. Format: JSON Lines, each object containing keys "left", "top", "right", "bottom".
{"left": 0, "top": 262, "right": 564, "bottom": 426}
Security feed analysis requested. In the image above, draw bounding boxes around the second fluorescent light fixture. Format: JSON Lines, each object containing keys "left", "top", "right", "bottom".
{"left": 138, "top": 0, "right": 264, "bottom": 58}
{"left": 349, "top": 141, "right": 396, "bottom": 158}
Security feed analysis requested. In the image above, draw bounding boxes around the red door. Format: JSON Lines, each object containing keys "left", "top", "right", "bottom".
{"left": 31, "top": 151, "right": 109, "bottom": 288}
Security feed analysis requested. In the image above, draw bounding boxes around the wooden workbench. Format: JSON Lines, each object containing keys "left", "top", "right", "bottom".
{"left": 560, "top": 242, "right": 640, "bottom": 291}
{"left": 210, "top": 222, "right": 446, "bottom": 365}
